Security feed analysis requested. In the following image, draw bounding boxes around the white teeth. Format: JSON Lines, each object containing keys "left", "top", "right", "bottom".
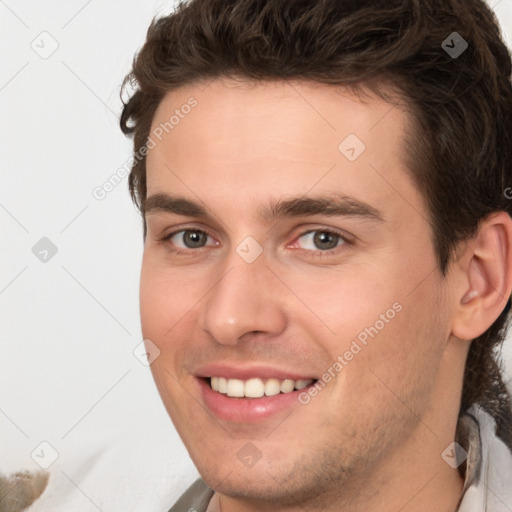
{"left": 209, "top": 377, "right": 314, "bottom": 398}
{"left": 280, "top": 379, "right": 295, "bottom": 393}
{"left": 218, "top": 377, "right": 227, "bottom": 393}
{"left": 294, "top": 379, "right": 311, "bottom": 390}
{"left": 264, "top": 378, "right": 281, "bottom": 396}
{"left": 245, "top": 378, "right": 265, "bottom": 398}
{"left": 226, "top": 379, "right": 245, "bottom": 397}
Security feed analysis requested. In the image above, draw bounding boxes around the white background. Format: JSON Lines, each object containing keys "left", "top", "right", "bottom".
{"left": 0, "top": 0, "right": 190, "bottom": 476}
{"left": 1, "top": 0, "right": 512, "bottom": 501}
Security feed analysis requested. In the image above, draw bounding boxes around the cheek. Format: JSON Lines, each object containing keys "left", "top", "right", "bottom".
{"left": 139, "top": 254, "right": 199, "bottom": 338}
{"left": 316, "top": 267, "right": 448, "bottom": 401}
{"left": 359, "top": 287, "right": 448, "bottom": 400}
{"left": 288, "top": 263, "right": 400, "bottom": 346}
{"left": 139, "top": 273, "right": 171, "bottom": 341}
{"left": 139, "top": 254, "right": 214, "bottom": 388}
{"left": 139, "top": 261, "right": 199, "bottom": 414}
{"left": 316, "top": 303, "right": 444, "bottom": 436}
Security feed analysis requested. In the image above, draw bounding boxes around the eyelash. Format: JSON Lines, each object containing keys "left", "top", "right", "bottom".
{"left": 295, "top": 229, "right": 348, "bottom": 257}
{"left": 159, "top": 227, "right": 350, "bottom": 258}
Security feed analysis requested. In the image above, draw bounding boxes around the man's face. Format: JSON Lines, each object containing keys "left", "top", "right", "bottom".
{"left": 141, "top": 79, "right": 458, "bottom": 505}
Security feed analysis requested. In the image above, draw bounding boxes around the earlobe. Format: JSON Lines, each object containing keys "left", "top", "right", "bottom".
{"left": 451, "top": 212, "right": 512, "bottom": 341}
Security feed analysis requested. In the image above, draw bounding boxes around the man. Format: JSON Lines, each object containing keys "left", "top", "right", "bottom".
{"left": 119, "top": 0, "right": 512, "bottom": 511}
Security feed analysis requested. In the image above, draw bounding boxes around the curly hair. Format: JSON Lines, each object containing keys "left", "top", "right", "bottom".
{"left": 120, "top": 0, "right": 512, "bottom": 447}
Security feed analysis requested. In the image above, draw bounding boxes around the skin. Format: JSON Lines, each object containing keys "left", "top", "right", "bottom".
{"left": 140, "top": 77, "right": 512, "bottom": 512}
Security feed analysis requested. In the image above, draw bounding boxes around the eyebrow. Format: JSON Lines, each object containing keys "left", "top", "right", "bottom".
{"left": 144, "top": 192, "right": 384, "bottom": 223}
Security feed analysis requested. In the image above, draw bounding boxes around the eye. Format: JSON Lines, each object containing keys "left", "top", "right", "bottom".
{"left": 294, "top": 229, "right": 346, "bottom": 253}
{"left": 164, "top": 229, "right": 216, "bottom": 250}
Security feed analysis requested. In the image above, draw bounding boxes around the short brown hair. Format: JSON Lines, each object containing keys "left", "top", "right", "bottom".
{"left": 120, "top": 0, "right": 512, "bottom": 445}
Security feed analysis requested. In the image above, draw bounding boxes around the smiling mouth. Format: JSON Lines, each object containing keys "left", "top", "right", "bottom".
{"left": 207, "top": 376, "right": 317, "bottom": 398}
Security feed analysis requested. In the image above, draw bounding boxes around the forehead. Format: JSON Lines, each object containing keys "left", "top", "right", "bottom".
{"left": 145, "top": 78, "right": 426, "bottom": 223}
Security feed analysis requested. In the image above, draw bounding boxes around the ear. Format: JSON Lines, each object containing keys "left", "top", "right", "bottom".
{"left": 451, "top": 211, "right": 512, "bottom": 341}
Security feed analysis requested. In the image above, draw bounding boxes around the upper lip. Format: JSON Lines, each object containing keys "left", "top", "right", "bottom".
{"left": 194, "top": 363, "right": 317, "bottom": 381}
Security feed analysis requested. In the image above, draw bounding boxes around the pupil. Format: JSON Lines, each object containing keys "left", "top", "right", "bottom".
{"left": 185, "top": 231, "right": 206, "bottom": 248}
{"left": 314, "top": 231, "right": 338, "bottom": 250}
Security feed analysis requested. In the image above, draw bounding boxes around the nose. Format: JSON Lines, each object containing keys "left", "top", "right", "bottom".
{"left": 199, "top": 253, "right": 287, "bottom": 345}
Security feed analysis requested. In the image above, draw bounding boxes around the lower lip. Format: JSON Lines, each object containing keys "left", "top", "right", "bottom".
{"left": 197, "top": 378, "right": 314, "bottom": 423}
